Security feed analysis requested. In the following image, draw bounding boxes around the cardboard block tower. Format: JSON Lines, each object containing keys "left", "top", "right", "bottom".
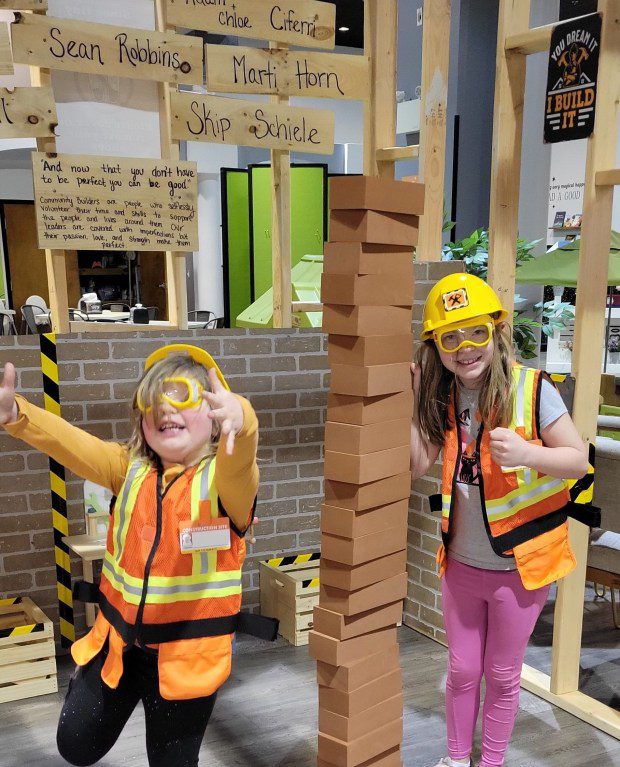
{"left": 309, "top": 176, "right": 425, "bottom": 767}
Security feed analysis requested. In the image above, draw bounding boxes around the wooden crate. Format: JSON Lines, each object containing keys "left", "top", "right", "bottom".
{"left": 259, "top": 553, "right": 320, "bottom": 646}
{"left": 0, "top": 597, "right": 58, "bottom": 704}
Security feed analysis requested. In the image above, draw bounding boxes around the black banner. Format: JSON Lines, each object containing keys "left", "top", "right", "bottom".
{"left": 544, "top": 12, "right": 601, "bottom": 143}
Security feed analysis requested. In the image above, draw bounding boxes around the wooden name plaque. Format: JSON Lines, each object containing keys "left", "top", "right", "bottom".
{"left": 32, "top": 153, "right": 199, "bottom": 251}
{"left": 0, "top": 87, "right": 57, "bottom": 138}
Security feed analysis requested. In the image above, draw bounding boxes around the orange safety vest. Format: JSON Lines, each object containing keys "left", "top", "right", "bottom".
{"left": 433, "top": 366, "right": 577, "bottom": 590}
{"left": 71, "top": 456, "right": 276, "bottom": 700}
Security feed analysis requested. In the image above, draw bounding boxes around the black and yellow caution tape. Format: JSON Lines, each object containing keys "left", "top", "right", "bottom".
{"left": 0, "top": 596, "right": 22, "bottom": 607}
{"left": 549, "top": 373, "right": 568, "bottom": 384}
{"left": 0, "top": 597, "right": 45, "bottom": 639}
{"left": 567, "top": 443, "right": 595, "bottom": 505}
{"left": 267, "top": 552, "right": 320, "bottom": 569}
{"left": 301, "top": 577, "right": 320, "bottom": 590}
{"left": 40, "top": 333, "right": 74, "bottom": 647}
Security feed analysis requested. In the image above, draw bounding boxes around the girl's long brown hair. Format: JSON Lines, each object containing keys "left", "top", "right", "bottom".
{"left": 416, "top": 321, "right": 516, "bottom": 446}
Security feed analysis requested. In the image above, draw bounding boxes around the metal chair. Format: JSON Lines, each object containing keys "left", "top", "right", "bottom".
{"left": 20, "top": 304, "right": 43, "bottom": 334}
{"left": 188, "top": 310, "right": 215, "bottom": 325}
{"left": 69, "top": 308, "right": 90, "bottom": 322}
{"left": 0, "top": 310, "right": 17, "bottom": 336}
{"left": 25, "top": 295, "right": 50, "bottom": 327}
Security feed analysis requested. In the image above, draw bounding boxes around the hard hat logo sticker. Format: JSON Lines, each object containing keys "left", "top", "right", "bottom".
{"left": 442, "top": 288, "right": 469, "bottom": 312}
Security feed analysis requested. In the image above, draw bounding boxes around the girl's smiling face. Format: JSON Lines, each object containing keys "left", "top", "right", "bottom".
{"left": 141, "top": 394, "right": 214, "bottom": 468}
{"left": 436, "top": 334, "right": 495, "bottom": 389}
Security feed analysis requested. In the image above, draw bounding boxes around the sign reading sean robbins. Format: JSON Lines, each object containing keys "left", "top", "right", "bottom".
{"left": 33, "top": 153, "right": 198, "bottom": 251}
{"left": 544, "top": 12, "right": 601, "bottom": 143}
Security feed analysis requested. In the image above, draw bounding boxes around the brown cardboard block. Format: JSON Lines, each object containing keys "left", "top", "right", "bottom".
{"left": 308, "top": 626, "right": 396, "bottom": 666}
{"left": 323, "top": 242, "right": 413, "bottom": 277}
{"left": 330, "top": 363, "right": 411, "bottom": 397}
{"left": 328, "top": 335, "right": 413, "bottom": 367}
{"left": 319, "top": 667, "right": 402, "bottom": 717}
{"left": 317, "top": 644, "right": 400, "bottom": 692}
{"left": 327, "top": 391, "right": 413, "bottom": 426}
{"left": 313, "top": 601, "right": 403, "bottom": 641}
{"left": 324, "top": 473, "right": 411, "bottom": 511}
{"left": 318, "top": 745, "right": 402, "bottom": 767}
{"left": 330, "top": 176, "right": 425, "bottom": 216}
{"left": 330, "top": 210, "right": 419, "bottom": 247}
{"left": 324, "top": 446, "right": 410, "bottom": 484}
{"left": 318, "top": 718, "right": 403, "bottom": 767}
{"left": 321, "top": 273, "right": 414, "bottom": 307}
{"left": 324, "top": 420, "right": 411, "bottom": 456}
{"left": 323, "top": 305, "right": 413, "bottom": 336}
{"left": 320, "top": 549, "right": 407, "bottom": 591}
{"left": 319, "top": 692, "right": 404, "bottom": 742}
{"left": 321, "top": 499, "right": 409, "bottom": 538}
{"left": 320, "top": 572, "right": 407, "bottom": 616}
{"left": 321, "top": 526, "right": 407, "bottom": 566}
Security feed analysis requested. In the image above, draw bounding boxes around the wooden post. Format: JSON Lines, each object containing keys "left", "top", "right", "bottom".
{"left": 487, "top": 0, "right": 531, "bottom": 315}
{"left": 155, "top": 0, "right": 187, "bottom": 330}
{"left": 363, "top": 0, "right": 398, "bottom": 179}
{"left": 270, "top": 42, "right": 292, "bottom": 330}
{"left": 417, "top": 0, "right": 451, "bottom": 262}
{"left": 551, "top": 0, "right": 620, "bottom": 696}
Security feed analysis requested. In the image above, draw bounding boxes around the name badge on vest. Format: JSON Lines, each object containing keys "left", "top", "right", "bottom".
{"left": 179, "top": 518, "right": 231, "bottom": 553}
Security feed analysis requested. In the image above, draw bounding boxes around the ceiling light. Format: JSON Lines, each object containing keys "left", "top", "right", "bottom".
{"left": 339, "top": 26, "right": 350, "bottom": 32}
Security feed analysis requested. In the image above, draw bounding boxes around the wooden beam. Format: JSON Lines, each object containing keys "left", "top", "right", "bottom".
{"left": 292, "top": 301, "right": 322, "bottom": 313}
{"left": 596, "top": 168, "right": 620, "bottom": 186}
{"left": 505, "top": 24, "right": 553, "bottom": 55}
{"left": 376, "top": 145, "right": 420, "bottom": 162}
{"left": 270, "top": 42, "right": 292, "bottom": 329}
{"left": 552, "top": 0, "right": 620, "bottom": 697}
{"left": 417, "top": 0, "right": 450, "bottom": 262}
{"left": 363, "top": 0, "right": 397, "bottom": 178}
{"left": 487, "top": 0, "right": 531, "bottom": 315}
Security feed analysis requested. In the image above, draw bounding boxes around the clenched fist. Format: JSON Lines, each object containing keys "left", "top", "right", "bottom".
{"left": 0, "top": 362, "right": 18, "bottom": 426}
{"left": 489, "top": 427, "right": 530, "bottom": 468}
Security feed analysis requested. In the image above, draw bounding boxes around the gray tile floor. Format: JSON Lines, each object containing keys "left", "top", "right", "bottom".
{"left": 0, "top": 620, "right": 618, "bottom": 767}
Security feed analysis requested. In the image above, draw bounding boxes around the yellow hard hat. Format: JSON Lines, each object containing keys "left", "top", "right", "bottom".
{"left": 144, "top": 344, "right": 230, "bottom": 391}
{"left": 421, "top": 273, "right": 508, "bottom": 340}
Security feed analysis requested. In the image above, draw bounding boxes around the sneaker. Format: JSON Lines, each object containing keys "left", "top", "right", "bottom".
{"left": 433, "top": 759, "right": 471, "bottom": 767}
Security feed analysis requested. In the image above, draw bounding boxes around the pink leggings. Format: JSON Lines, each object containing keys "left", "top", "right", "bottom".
{"left": 442, "top": 559, "right": 549, "bottom": 767}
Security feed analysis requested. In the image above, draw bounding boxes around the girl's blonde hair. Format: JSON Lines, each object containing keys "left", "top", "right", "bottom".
{"left": 127, "top": 353, "right": 220, "bottom": 464}
{"left": 416, "top": 321, "right": 515, "bottom": 446}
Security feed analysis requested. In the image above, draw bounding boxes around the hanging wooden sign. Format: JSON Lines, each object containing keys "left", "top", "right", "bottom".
{"left": 170, "top": 90, "right": 334, "bottom": 154}
{"left": 11, "top": 13, "right": 203, "bottom": 85}
{"left": 32, "top": 153, "right": 199, "bottom": 251}
{"left": 0, "top": 22, "right": 12, "bottom": 76}
{"left": 0, "top": 87, "right": 57, "bottom": 138}
{"left": 205, "top": 45, "right": 369, "bottom": 100}
{"left": 0, "top": 1, "right": 47, "bottom": 8}
{"left": 167, "top": 0, "right": 336, "bottom": 50}
{"left": 544, "top": 12, "right": 601, "bottom": 143}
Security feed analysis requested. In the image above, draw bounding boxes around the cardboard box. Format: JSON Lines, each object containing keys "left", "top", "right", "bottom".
{"left": 308, "top": 626, "right": 397, "bottom": 666}
{"left": 330, "top": 363, "right": 412, "bottom": 398}
{"left": 321, "top": 527, "right": 407, "bottom": 567}
{"left": 330, "top": 210, "right": 419, "bottom": 247}
{"left": 323, "top": 242, "right": 413, "bottom": 277}
{"left": 319, "top": 667, "right": 402, "bottom": 717}
{"left": 321, "top": 273, "right": 414, "bottom": 307}
{"left": 324, "top": 473, "right": 411, "bottom": 511}
{"left": 320, "top": 572, "right": 408, "bottom": 616}
{"left": 327, "top": 391, "right": 413, "bottom": 426}
{"left": 324, "top": 446, "right": 410, "bottom": 484}
{"left": 318, "top": 746, "right": 402, "bottom": 767}
{"left": 319, "top": 692, "right": 404, "bottom": 742}
{"left": 323, "top": 305, "right": 413, "bottom": 336}
{"left": 320, "top": 549, "right": 407, "bottom": 591}
{"left": 324, "top": 420, "right": 410, "bottom": 456}
{"left": 321, "top": 499, "right": 409, "bottom": 539}
{"left": 317, "top": 644, "right": 400, "bottom": 692}
{"left": 313, "top": 601, "right": 403, "bottom": 641}
{"left": 328, "top": 334, "right": 413, "bottom": 367}
{"left": 330, "top": 176, "right": 425, "bottom": 216}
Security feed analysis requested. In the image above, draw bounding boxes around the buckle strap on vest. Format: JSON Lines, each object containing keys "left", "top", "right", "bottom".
{"left": 566, "top": 501, "right": 601, "bottom": 529}
{"left": 73, "top": 580, "right": 100, "bottom": 604}
{"left": 429, "top": 494, "right": 442, "bottom": 513}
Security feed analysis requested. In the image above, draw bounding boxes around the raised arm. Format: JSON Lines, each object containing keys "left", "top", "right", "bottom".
{"left": 410, "top": 363, "right": 441, "bottom": 481}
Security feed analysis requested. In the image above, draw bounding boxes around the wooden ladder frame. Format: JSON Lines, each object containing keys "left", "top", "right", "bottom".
{"left": 487, "top": 0, "right": 620, "bottom": 738}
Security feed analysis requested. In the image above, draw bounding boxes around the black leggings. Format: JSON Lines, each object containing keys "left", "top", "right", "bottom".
{"left": 57, "top": 646, "right": 217, "bottom": 767}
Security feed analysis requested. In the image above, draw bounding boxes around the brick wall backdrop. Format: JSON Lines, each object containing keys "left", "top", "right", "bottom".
{"left": 0, "top": 261, "right": 462, "bottom": 650}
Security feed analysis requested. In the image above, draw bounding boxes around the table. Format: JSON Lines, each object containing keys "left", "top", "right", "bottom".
{"left": 63, "top": 534, "right": 106, "bottom": 626}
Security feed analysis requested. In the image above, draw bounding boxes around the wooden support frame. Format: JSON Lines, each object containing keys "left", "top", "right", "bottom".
{"left": 487, "top": 0, "right": 620, "bottom": 737}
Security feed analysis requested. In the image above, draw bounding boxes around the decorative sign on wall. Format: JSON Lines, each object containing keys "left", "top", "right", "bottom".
{"left": 167, "top": 0, "right": 336, "bottom": 50}
{"left": 544, "top": 12, "right": 601, "bottom": 143}
{"left": 0, "top": 87, "right": 57, "bottom": 138}
{"left": 0, "top": 22, "right": 12, "bottom": 76}
{"left": 170, "top": 90, "right": 335, "bottom": 154}
{"left": 32, "top": 153, "right": 199, "bottom": 251}
{"left": 205, "top": 45, "right": 369, "bottom": 100}
{"left": 11, "top": 13, "right": 203, "bottom": 85}
{"left": 0, "top": 1, "right": 47, "bottom": 8}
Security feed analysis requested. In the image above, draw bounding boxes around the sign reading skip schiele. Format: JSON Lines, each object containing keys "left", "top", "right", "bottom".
{"left": 32, "top": 153, "right": 199, "bottom": 252}
{"left": 167, "top": 0, "right": 336, "bottom": 50}
{"left": 170, "top": 91, "right": 335, "bottom": 154}
{"left": 11, "top": 13, "right": 203, "bottom": 85}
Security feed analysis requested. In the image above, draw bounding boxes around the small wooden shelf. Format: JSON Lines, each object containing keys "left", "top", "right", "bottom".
{"left": 79, "top": 268, "right": 127, "bottom": 276}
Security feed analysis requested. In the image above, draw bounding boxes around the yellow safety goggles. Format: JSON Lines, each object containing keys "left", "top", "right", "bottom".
{"left": 138, "top": 377, "right": 205, "bottom": 413}
{"left": 434, "top": 315, "right": 494, "bottom": 353}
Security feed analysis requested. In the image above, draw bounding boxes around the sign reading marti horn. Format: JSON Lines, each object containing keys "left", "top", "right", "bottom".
{"left": 544, "top": 12, "right": 601, "bottom": 143}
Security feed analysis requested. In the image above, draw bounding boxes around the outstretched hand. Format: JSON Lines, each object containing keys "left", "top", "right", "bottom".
{"left": 0, "top": 362, "right": 18, "bottom": 426}
{"left": 202, "top": 368, "right": 244, "bottom": 456}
